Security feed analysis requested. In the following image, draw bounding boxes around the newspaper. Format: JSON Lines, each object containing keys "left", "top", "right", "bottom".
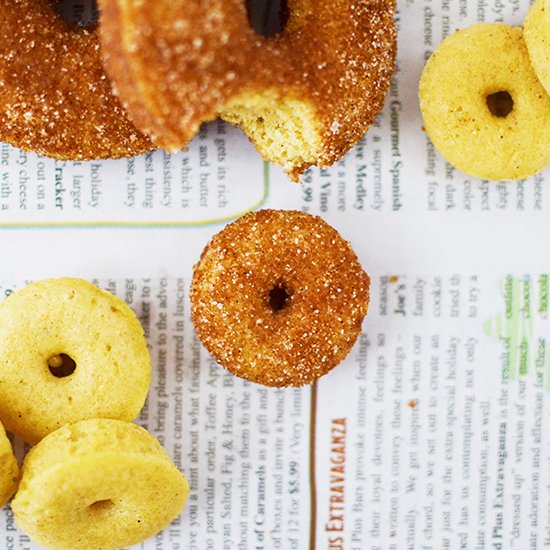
{"left": 0, "top": 0, "right": 549, "bottom": 548}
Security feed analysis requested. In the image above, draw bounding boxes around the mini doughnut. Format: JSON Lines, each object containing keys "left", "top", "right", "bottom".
{"left": 98, "top": 0, "right": 396, "bottom": 179}
{"left": 419, "top": 23, "right": 550, "bottom": 181}
{"left": 191, "top": 209, "right": 370, "bottom": 387}
{"left": 12, "top": 419, "right": 189, "bottom": 550}
{"left": 0, "top": 0, "right": 152, "bottom": 160}
{"left": 524, "top": 0, "right": 550, "bottom": 94}
{"left": 0, "top": 421, "right": 19, "bottom": 508}
{"left": 0, "top": 278, "right": 151, "bottom": 444}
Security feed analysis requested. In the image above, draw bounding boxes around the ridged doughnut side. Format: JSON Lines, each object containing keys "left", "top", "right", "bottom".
{"left": 12, "top": 420, "right": 189, "bottom": 550}
{"left": 20, "top": 419, "right": 168, "bottom": 472}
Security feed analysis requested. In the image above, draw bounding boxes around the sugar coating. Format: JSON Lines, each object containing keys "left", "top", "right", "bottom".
{"left": 0, "top": 0, "right": 152, "bottom": 160}
{"left": 191, "top": 210, "right": 370, "bottom": 387}
{"left": 98, "top": 0, "right": 397, "bottom": 179}
{"left": 524, "top": 0, "right": 550, "bottom": 95}
{"left": 419, "top": 23, "right": 550, "bottom": 181}
{"left": 12, "top": 419, "right": 189, "bottom": 550}
{"left": 0, "top": 421, "right": 19, "bottom": 508}
{"left": 0, "top": 278, "right": 151, "bottom": 444}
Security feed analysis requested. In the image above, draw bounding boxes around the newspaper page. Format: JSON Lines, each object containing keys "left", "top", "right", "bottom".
{"left": 0, "top": 0, "right": 549, "bottom": 549}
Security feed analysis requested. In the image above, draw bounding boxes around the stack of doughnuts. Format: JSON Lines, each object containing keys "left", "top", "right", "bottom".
{"left": 98, "top": 0, "right": 397, "bottom": 179}
{"left": 0, "top": 278, "right": 188, "bottom": 550}
{"left": 0, "top": 0, "right": 397, "bottom": 177}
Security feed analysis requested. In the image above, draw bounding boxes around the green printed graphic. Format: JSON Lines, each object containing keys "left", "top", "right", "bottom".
{"left": 484, "top": 275, "right": 550, "bottom": 391}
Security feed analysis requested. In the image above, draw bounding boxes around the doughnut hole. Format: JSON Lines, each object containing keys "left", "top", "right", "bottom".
{"left": 269, "top": 284, "right": 291, "bottom": 312}
{"left": 486, "top": 91, "right": 514, "bottom": 118}
{"left": 247, "top": 0, "right": 288, "bottom": 37}
{"left": 58, "top": 0, "right": 98, "bottom": 26}
{"left": 88, "top": 499, "right": 115, "bottom": 514}
{"left": 47, "top": 354, "right": 77, "bottom": 378}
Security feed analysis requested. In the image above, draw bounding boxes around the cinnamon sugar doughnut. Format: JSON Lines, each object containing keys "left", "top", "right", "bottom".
{"left": 98, "top": 0, "right": 396, "bottom": 179}
{"left": 191, "top": 210, "right": 370, "bottom": 387}
{"left": 0, "top": 0, "right": 151, "bottom": 160}
{"left": 12, "top": 419, "right": 189, "bottom": 550}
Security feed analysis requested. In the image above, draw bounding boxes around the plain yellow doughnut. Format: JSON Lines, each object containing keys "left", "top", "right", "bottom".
{"left": 12, "top": 419, "right": 189, "bottom": 550}
{"left": 0, "top": 421, "right": 19, "bottom": 508}
{"left": 0, "top": 278, "right": 151, "bottom": 443}
{"left": 419, "top": 23, "right": 550, "bottom": 180}
{"left": 524, "top": 0, "right": 550, "bottom": 94}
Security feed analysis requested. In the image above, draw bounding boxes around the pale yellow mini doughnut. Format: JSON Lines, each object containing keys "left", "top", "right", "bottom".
{"left": 419, "top": 23, "right": 550, "bottom": 180}
{"left": 0, "top": 421, "right": 19, "bottom": 508}
{"left": 0, "top": 278, "right": 151, "bottom": 444}
{"left": 524, "top": 0, "right": 550, "bottom": 94}
{"left": 12, "top": 419, "right": 189, "bottom": 550}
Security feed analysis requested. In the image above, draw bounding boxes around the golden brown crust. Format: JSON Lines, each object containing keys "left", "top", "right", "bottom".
{"left": 0, "top": 0, "right": 152, "bottom": 160}
{"left": 98, "top": 0, "right": 396, "bottom": 175}
{"left": 190, "top": 210, "right": 370, "bottom": 387}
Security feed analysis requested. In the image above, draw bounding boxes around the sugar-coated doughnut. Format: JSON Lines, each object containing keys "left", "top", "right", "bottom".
{"left": 98, "top": 0, "right": 396, "bottom": 180}
{"left": 524, "top": 0, "right": 550, "bottom": 95}
{"left": 0, "top": 421, "right": 19, "bottom": 508}
{"left": 191, "top": 210, "right": 370, "bottom": 387}
{"left": 0, "top": 278, "right": 151, "bottom": 444}
{"left": 12, "top": 419, "right": 189, "bottom": 550}
{"left": 0, "top": 0, "right": 152, "bottom": 160}
{"left": 419, "top": 23, "right": 550, "bottom": 181}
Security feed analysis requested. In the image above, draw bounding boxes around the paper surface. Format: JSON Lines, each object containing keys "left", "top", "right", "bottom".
{"left": 0, "top": 0, "right": 549, "bottom": 548}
